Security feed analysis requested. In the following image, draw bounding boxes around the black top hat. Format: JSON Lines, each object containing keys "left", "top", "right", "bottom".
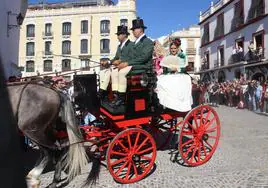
{"left": 130, "top": 17, "right": 147, "bottom": 30}
{"left": 116, "top": 25, "right": 130, "bottom": 35}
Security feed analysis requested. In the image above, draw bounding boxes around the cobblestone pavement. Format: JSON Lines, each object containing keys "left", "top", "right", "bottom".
{"left": 39, "top": 106, "right": 268, "bottom": 188}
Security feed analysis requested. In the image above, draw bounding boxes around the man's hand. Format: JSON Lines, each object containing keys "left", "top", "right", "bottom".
{"left": 112, "top": 60, "right": 121, "bottom": 66}
{"left": 118, "top": 62, "right": 128, "bottom": 70}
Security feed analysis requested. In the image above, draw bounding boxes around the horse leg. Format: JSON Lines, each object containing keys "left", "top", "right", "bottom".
{"left": 26, "top": 147, "right": 52, "bottom": 187}
{"left": 47, "top": 149, "right": 68, "bottom": 188}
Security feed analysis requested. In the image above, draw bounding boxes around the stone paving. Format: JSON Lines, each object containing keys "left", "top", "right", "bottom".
{"left": 39, "top": 106, "right": 268, "bottom": 188}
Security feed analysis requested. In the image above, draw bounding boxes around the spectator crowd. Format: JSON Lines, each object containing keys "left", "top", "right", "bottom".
{"left": 194, "top": 78, "right": 268, "bottom": 115}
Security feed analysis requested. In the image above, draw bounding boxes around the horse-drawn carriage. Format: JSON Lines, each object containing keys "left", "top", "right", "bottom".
{"left": 73, "top": 71, "right": 221, "bottom": 184}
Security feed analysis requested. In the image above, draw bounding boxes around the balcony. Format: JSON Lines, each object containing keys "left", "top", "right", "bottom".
{"left": 186, "top": 48, "right": 196, "bottom": 55}
{"left": 42, "top": 32, "right": 53, "bottom": 39}
{"left": 62, "top": 32, "right": 71, "bottom": 38}
{"left": 26, "top": 52, "right": 35, "bottom": 57}
{"left": 100, "top": 49, "right": 110, "bottom": 54}
{"left": 42, "top": 51, "right": 53, "bottom": 57}
{"left": 62, "top": 67, "right": 71, "bottom": 72}
{"left": 26, "top": 33, "right": 35, "bottom": 40}
{"left": 100, "top": 30, "right": 110, "bottom": 36}
{"left": 62, "top": 51, "right": 71, "bottom": 56}
{"left": 229, "top": 53, "right": 245, "bottom": 64}
{"left": 248, "top": 48, "right": 265, "bottom": 62}
{"left": 214, "top": 59, "right": 224, "bottom": 68}
{"left": 201, "top": 62, "right": 209, "bottom": 71}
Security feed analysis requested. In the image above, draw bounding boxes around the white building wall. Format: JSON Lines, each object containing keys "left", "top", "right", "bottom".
{"left": 0, "top": 0, "right": 26, "bottom": 79}
{"left": 200, "top": 0, "right": 268, "bottom": 81}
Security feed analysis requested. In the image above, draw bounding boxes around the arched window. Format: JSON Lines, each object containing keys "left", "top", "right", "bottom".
{"left": 120, "top": 19, "right": 128, "bottom": 26}
{"left": 100, "top": 20, "right": 110, "bottom": 34}
{"left": 100, "top": 39, "right": 110, "bottom": 53}
{"left": 62, "top": 59, "right": 71, "bottom": 71}
{"left": 26, "top": 24, "right": 35, "bottom": 37}
{"left": 62, "top": 40, "right": 71, "bottom": 54}
{"left": 62, "top": 22, "right": 71, "bottom": 35}
{"left": 81, "top": 39, "right": 88, "bottom": 54}
{"left": 26, "top": 61, "right": 35, "bottom": 72}
{"left": 44, "top": 60, "right": 52, "bottom": 72}
{"left": 81, "top": 20, "right": 88, "bottom": 34}
{"left": 26, "top": 42, "right": 35, "bottom": 56}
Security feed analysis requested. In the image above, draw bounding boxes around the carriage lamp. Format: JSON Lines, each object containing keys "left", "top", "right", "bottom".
{"left": 7, "top": 11, "right": 24, "bottom": 37}
{"left": 140, "top": 74, "right": 149, "bottom": 87}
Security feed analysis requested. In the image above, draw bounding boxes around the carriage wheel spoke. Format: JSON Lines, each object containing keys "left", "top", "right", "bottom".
{"left": 203, "top": 110, "right": 211, "bottom": 125}
{"left": 206, "top": 126, "right": 217, "bottom": 133}
{"left": 111, "top": 151, "right": 128, "bottom": 157}
{"left": 124, "top": 162, "right": 132, "bottom": 180}
{"left": 132, "top": 163, "right": 138, "bottom": 177}
{"left": 186, "top": 121, "right": 196, "bottom": 132}
{"left": 137, "top": 147, "right": 154, "bottom": 155}
{"left": 110, "top": 157, "right": 128, "bottom": 167}
{"left": 200, "top": 108, "right": 204, "bottom": 126}
{"left": 197, "top": 144, "right": 201, "bottom": 162}
{"left": 190, "top": 146, "right": 198, "bottom": 163}
{"left": 204, "top": 140, "right": 213, "bottom": 150}
{"left": 193, "top": 112, "right": 199, "bottom": 129}
{"left": 117, "top": 140, "right": 129, "bottom": 152}
{"left": 181, "top": 138, "right": 194, "bottom": 148}
{"left": 127, "top": 133, "right": 132, "bottom": 150}
{"left": 204, "top": 116, "right": 216, "bottom": 130}
{"left": 115, "top": 161, "right": 128, "bottom": 176}
{"left": 184, "top": 144, "right": 195, "bottom": 158}
{"left": 208, "top": 136, "right": 217, "bottom": 140}
{"left": 201, "top": 141, "right": 207, "bottom": 156}
{"left": 135, "top": 137, "right": 149, "bottom": 152}
{"left": 182, "top": 130, "right": 193, "bottom": 135}
{"left": 133, "top": 132, "right": 140, "bottom": 149}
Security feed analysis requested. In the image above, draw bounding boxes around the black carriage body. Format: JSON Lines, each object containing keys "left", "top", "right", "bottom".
{"left": 73, "top": 74, "right": 100, "bottom": 113}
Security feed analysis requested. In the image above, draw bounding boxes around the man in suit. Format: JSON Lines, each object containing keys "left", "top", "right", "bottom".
{"left": 99, "top": 25, "right": 134, "bottom": 105}
{"left": 114, "top": 17, "right": 154, "bottom": 106}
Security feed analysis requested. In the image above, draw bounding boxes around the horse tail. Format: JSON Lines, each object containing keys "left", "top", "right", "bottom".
{"left": 84, "top": 153, "right": 101, "bottom": 187}
{"left": 63, "top": 98, "right": 88, "bottom": 181}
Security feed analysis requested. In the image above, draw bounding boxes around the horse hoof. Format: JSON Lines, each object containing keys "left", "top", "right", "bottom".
{"left": 26, "top": 178, "right": 40, "bottom": 188}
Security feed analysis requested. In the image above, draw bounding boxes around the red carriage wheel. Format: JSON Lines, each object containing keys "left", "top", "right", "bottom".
{"left": 107, "top": 128, "right": 157, "bottom": 184}
{"left": 179, "top": 105, "right": 220, "bottom": 166}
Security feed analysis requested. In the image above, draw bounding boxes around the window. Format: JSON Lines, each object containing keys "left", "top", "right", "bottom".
{"left": 231, "top": 0, "right": 244, "bottom": 31}
{"left": 202, "top": 52, "right": 210, "bottom": 70}
{"left": 247, "top": 0, "right": 264, "bottom": 21}
{"left": 81, "top": 39, "right": 88, "bottom": 54}
{"left": 100, "top": 39, "right": 110, "bottom": 53}
{"left": 45, "top": 41, "right": 52, "bottom": 55}
{"left": 120, "top": 19, "right": 128, "bottom": 26}
{"left": 202, "top": 23, "right": 210, "bottom": 45}
{"left": 81, "top": 20, "right": 88, "bottom": 34}
{"left": 81, "top": 59, "right": 90, "bottom": 68}
{"left": 62, "top": 59, "right": 71, "bottom": 71}
{"left": 45, "top": 23, "right": 52, "bottom": 36}
{"left": 44, "top": 60, "right": 52, "bottom": 72}
{"left": 62, "top": 22, "right": 71, "bottom": 35}
{"left": 26, "top": 42, "right": 35, "bottom": 56}
{"left": 100, "top": 20, "right": 110, "bottom": 34}
{"left": 217, "top": 46, "right": 224, "bottom": 67}
{"left": 62, "top": 41, "right": 71, "bottom": 54}
{"left": 214, "top": 13, "right": 224, "bottom": 39}
{"left": 26, "top": 24, "right": 35, "bottom": 37}
{"left": 26, "top": 61, "right": 35, "bottom": 72}
{"left": 253, "top": 31, "right": 265, "bottom": 59}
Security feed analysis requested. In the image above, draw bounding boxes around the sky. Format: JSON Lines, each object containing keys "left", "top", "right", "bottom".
{"left": 28, "top": 0, "right": 214, "bottom": 39}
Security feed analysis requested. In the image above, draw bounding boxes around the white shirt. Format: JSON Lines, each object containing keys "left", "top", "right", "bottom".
{"left": 120, "top": 39, "right": 128, "bottom": 50}
{"left": 135, "top": 33, "right": 145, "bottom": 45}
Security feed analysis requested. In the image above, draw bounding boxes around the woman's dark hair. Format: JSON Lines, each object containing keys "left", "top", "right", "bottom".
{"left": 169, "top": 38, "right": 181, "bottom": 48}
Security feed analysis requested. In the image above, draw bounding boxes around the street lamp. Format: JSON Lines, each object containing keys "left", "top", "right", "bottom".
{"left": 7, "top": 11, "right": 24, "bottom": 37}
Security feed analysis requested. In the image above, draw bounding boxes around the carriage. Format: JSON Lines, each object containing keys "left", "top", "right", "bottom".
{"left": 73, "top": 72, "right": 221, "bottom": 184}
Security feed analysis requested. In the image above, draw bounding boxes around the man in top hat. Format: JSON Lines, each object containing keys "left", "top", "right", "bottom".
{"left": 99, "top": 25, "right": 134, "bottom": 106}
{"left": 117, "top": 17, "right": 154, "bottom": 75}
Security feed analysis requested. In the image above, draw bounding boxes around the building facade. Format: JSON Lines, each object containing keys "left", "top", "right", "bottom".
{"left": 0, "top": 0, "right": 27, "bottom": 79}
{"left": 162, "top": 25, "right": 201, "bottom": 78}
{"left": 19, "top": 0, "right": 136, "bottom": 79}
{"left": 199, "top": 0, "right": 268, "bottom": 83}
